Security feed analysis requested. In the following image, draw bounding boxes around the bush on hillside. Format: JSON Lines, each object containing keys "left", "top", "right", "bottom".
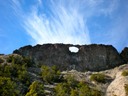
{"left": 0, "top": 76, "right": 19, "bottom": 96}
{"left": 0, "top": 58, "right": 4, "bottom": 63}
{"left": 0, "top": 62, "right": 30, "bottom": 86}
{"left": 54, "top": 82, "right": 70, "bottom": 96}
{"left": 124, "top": 84, "right": 128, "bottom": 95}
{"left": 90, "top": 73, "right": 106, "bottom": 83}
{"left": 65, "top": 74, "right": 78, "bottom": 88}
{"left": 41, "top": 65, "right": 61, "bottom": 83}
{"left": 25, "top": 81, "right": 45, "bottom": 96}
{"left": 54, "top": 77, "right": 102, "bottom": 96}
{"left": 7, "top": 55, "right": 33, "bottom": 67}
{"left": 122, "top": 70, "right": 128, "bottom": 76}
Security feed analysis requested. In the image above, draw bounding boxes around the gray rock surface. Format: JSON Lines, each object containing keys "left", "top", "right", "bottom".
{"left": 13, "top": 44, "right": 124, "bottom": 71}
{"left": 121, "top": 47, "right": 128, "bottom": 63}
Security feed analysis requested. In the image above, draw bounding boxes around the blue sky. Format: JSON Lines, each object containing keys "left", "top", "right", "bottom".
{"left": 0, "top": 0, "right": 128, "bottom": 54}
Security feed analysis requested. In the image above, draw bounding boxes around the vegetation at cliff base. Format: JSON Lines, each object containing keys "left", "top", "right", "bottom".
{"left": 0, "top": 76, "right": 19, "bottom": 96}
{"left": 0, "top": 57, "right": 4, "bottom": 63}
{"left": 41, "top": 65, "right": 61, "bottom": 83}
{"left": 0, "top": 54, "right": 102, "bottom": 96}
{"left": 54, "top": 74, "right": 101, "bottom": 96}
{"left": 90, "top": 73, "right": 106, "bottom": 83}
{"left": 0, "top": 55, "right": 32, "bottom": 95}
{"left": 25, "top": 81, "right": 45, "bottom": 96}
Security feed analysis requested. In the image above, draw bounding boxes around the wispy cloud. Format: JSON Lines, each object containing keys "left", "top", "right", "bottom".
{"left": 11, "top": 0, "right": 128, "bottom": 51}
{"left": 12, "top": 0, "right": 93, "bottom": 45}
{"left": 25, "top": 1, "right": 92, "bottom": 45}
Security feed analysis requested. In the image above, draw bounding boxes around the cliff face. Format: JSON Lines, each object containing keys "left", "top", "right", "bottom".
{"left": 13, "top": 44, "right": 124, "bottom": 71}
{"left": 120, "top": 47, "right": 128, "bottom": 63}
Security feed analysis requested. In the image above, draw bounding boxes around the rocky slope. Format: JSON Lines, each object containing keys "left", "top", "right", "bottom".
{"left": 13, "top": 44, "right": 125, "bottom": 71}
{"left": 1, "top": 44, "right": 128, "bottom": 95}
{"left": 0, "top": 53, "right": 128, "bottom": 96}
{"left": 62, "top": 64, "right": 128, "bottom": 96}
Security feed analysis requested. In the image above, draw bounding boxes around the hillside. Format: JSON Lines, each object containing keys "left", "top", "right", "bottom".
{"left": 0, "top": 44, "right": 128, "bottom": 96}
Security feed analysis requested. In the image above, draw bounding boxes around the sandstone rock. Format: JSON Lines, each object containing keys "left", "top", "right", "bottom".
{"left": 13, "top": 44, "right": 124, "bottom": 71}
{"left": 120, "top": 47, "right": 128, "bottom": 63}
{"left": 106, "top": 71, "right": 128, "bottom": 96}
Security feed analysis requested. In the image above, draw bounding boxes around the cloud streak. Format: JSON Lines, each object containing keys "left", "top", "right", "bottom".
{"left": 11, "top": 0, "right": 128, "bottom": 51}
{"left": 12, "top": 0, "right": 93, "bottom": 45}
{"left": 28, "top": 1, "right": 92, "bottom": 45}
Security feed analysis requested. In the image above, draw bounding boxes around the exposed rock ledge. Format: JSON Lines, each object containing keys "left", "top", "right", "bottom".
{"left": 13, "top": 44, "right": 125, "bottom": 71}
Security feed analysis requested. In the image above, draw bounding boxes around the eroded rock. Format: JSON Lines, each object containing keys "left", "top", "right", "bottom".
{"left": 106, "top": 71, "right": 128, "bottom": 96}
{"left": 120, "top": 47, "right": 128, "bottom": 63}
{"left": 13, "top": 44, "right": 124, "bottom": 71}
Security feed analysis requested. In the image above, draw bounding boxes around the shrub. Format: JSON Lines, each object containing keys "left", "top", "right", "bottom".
{"left": 0, "top": 76, "right": 19, "bottom": 96}
{"left": 70, "top": 89, "right": 79, "bottom": 96}
{"left": 7, "top": 55, "right": 34, "bottom": 67}
{"left": 7, "top": 55, "right": 13, "bottom": 63}
{"left": 0, "top": 62, "right": 30, "bottom": 86}
{"left": 78, "top": 83, "right": 91, "bottom": 96}
{"left": 90, "top": 73, "right": 106, "bottom": 83}
{"left": 3, "top": 64, "right": 12, "bottom": 77}
{"left": 25, "top": 81, "right": 45, "bottom": 96}
{"left": 122, "top": 70, "right": 128, "bottom": 76}
{"left": 11, "top": 64, "right": 30, "bottom": 86}
{"left": 124, "top": 84, "right": 128, "bottom": 95}
{"left": 22, "top": 57, "right": 33, "bottom": 67}
{"left": 54, "top": 74, "right": 78, "bottom": 96}
{"left": 41, "top": 65, "right": 60, "bottom": 83}
{"left": 78, "top": 81, "right": 101, "bottom": 96}
{"left": 7, "top": 55, "right": 24, "bottom": 65}
{"left": 18, "top": 70, "right": 30, "bottom": 86}
{"left": 0, "top": 64, "right": 11, "bottom": 77}
{"left": 0, "top": 58, "right": 4, "bottom": 63}
{"left": 65, "top": 74, "right": 78, "bottom": 88}
{"left": 54, "top": 83, "right": 70, "bottom": 96}
{"left": 54, "top": 80, "right": 101, "bottom": 96}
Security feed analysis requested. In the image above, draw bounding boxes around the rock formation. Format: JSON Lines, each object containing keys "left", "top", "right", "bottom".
{"left": 13, "top": 44, "right": 124, "bottom": 71}
{"left": 106, "top": 71, "right": 128, "bottom": 96}
{"left": 121, "top": 47, "right": 128, "bottom": 63}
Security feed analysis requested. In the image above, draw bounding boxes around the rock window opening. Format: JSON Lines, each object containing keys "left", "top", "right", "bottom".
{"left": 69, "top": 46, "right": 79, "bottom": 53}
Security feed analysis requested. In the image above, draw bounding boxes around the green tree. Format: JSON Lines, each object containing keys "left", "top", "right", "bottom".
{"left": 70, "top": 88, "right": 79, "bottom": 96}
{"left": 65, "top": 74, "right": 78, "bottom": 88}
{"left": 0, "top": 64, "right": 12, "bottom": 77}
{"left": 18, "top": 69, "right": 30, "bottom": 86}
{"left": 78, "top": 82, "right": 91, "bottom": 96}
{"left": 41, "top": 65, "right": 60, "bottom": 83}
{"left": 78, "top": 81, "right": 101, "bottom": 96}
{"left": 25, "top": 81, "right": 45, "bottom": 96}
{"left": 0, "top": 76, "right": 19, "bottom": 96}
{"left": 54, "top": 83, "right": 70, "bottom": 96}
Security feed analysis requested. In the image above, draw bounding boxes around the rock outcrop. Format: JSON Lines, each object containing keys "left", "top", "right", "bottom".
{"left": 106, "top": 71, "right": 128, "bottom": 96}
{"left": 121, "top": 47, "right": 128, "bottom": 63}
{"left": 13, "top": 44, "right": 124, "bottom": 71}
